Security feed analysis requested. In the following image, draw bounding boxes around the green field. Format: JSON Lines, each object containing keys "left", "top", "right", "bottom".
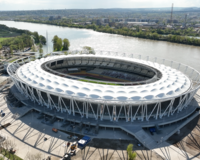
{"left": 85, "top": 76, "right": 104, "bottom": 81}
{"left": 0, "top": 148, "right": 23, "bottom": 160}
{"left": 0, "top": 37, "right": 11, "bottom": 42}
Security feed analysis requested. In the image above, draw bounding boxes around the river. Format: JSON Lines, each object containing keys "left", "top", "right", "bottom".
{"left": 0, "top": 21, "right": 200, "bottom": 71}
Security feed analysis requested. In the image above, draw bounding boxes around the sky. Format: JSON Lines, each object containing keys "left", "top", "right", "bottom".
{"left": 0, "top": 0, "right": 199, "bottom": 10}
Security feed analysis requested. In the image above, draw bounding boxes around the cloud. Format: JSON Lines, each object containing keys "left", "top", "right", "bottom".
{"left": 0, "top": 0, "right": 200, "bottom": 10}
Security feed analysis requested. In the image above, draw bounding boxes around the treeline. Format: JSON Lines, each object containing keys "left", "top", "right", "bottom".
{"left": 0, "top": 24, "right": 46, "bottom": 50}
{"left": 19, "top": 19, "right": 200, "bottom": 46}
{"left": 52, "top": 35, "right": 70, "bottom": 51}
{"left": 32, "top": 31, "right": 46, "bottom": 44}
{"left": 0, "top": 24, "right": 31, "bottom": 35}
{"left": 1, "top": 34, "right": 33, "bottom": 50}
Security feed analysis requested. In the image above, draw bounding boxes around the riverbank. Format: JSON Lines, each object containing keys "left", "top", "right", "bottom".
{"left": 0, "top": 24, "right": 47, "bottom": 59}
{"left": 15, "top": 20, "right": 200, "bottom": 47}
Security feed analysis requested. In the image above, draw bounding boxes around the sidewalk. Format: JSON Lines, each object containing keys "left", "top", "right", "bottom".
{"left": 153, "top": 142, "right": 200, "bottom": 160}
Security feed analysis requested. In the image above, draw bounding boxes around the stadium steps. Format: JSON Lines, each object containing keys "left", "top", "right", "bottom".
{"left": 121, "top": 123, "right": 200, "bottom": 160}
{"left": 120, "top": 125, "right": 158, "bottom": 149}
{"left": 121, "top": 111, "right": 200, "bottom": 149}
{"left": 162, "top": 111, "right": 199, "bottom": 141}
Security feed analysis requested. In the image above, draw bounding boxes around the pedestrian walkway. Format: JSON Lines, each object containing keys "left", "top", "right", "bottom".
{"left": 153, "top": 142, "right": 200, "bottom": 160}
{"left": 121, "top": 111, "right": 200, "bottom": 160}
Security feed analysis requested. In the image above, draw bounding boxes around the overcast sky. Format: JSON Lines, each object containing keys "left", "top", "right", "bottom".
{"left": 0, "top": 0, "right": 199, "bottom": 10}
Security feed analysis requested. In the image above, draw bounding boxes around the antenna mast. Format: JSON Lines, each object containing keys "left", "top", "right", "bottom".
{"left": 170, "top": 3, "right": 174, "bottom": 25}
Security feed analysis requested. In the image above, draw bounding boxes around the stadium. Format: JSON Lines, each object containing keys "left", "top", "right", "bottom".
{"left": 7, "top": 50, "right": 200, "bottom": 125}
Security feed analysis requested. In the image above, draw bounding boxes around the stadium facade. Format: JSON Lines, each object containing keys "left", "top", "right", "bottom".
{"left": 7, "top": 51, "right": 200, "bottom": 123}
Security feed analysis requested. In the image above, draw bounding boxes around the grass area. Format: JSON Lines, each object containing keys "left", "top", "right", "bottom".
{"left": 0, "top": 37, "right": 11, "bottom": 42}
{"left": 0, "top": 148, "right": 23, "bottom": 160}
{"left": 80, "top": 79, "right": 121, "bottom": 85}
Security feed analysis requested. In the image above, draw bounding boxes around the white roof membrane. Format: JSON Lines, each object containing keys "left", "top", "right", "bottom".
{"left": 16, "top": 55, "right": 191, "bottom": 102}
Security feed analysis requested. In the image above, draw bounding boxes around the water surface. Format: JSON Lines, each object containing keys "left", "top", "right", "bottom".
{"left": 0, "top": 21, "right": 200, "bottom": 71}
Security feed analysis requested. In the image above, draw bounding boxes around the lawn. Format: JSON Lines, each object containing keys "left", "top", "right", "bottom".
{"left": 0, "top": 148, "right": 23, "bottom": 160}
{"left": 0, "top": 37, "right": 11, "bottom": 42}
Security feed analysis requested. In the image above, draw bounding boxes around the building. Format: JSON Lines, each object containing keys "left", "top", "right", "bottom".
{"left": 7, "top": 50, "right": 200, "bottom": 149}
{"left": 166, "top": 19, "right": 179, "bottom": 24}
{"left": 8, "top": 51, "right": 200, "bottom": 123}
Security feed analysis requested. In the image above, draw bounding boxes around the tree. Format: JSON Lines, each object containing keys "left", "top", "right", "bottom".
{"left": 33, "top": 32, "right": 40, "bottom": 43}
{"left": 2, "top": 139, "right": 16, "bottom": 158}
{"left": 39, "top": 43, "right": 43, "bottom": 58}
{"left": 62, "top": 38, "right": 70, "bottom": 50}
{"left": 39, "top": 35, "right": 46, "bottom": 45}
{"left": 31, "top": 45, "right": 36, "bottom": 52}
{"left": 136, "top": 25, "right": 140, "bottom": 32}
{"left": 127, "top": 144, "right": 137, "bottom": 160}
{"left": 52, "top": 35, "right": 58, "bottom": 51}
{"left": 0, "top": 44, "right": 2, "bottom": 50}
{"left": 83, "top": 46, "right": 95, "bottom": 54}
{"left": 52, "top": 35, "right": 62, "bottom": 51}
{"left": 39, "top": 43, "right": 42, "bottom": 48}
{"left": 10, "top": 46, "right": 13, "bottom": 57}
{"left": 57, "top": 38, "right": 63, "bottom": 51}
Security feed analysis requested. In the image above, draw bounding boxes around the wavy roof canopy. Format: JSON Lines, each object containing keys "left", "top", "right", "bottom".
{"left": 16, "top": 55, "right": 191, "bottom": 103}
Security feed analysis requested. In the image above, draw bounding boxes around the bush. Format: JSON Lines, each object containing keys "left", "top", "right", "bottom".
{"left": 127, "top": 144, "right": 137, "bottom": 160}
{"left": 0, "top": 156, "right": 4, "bottom": 160}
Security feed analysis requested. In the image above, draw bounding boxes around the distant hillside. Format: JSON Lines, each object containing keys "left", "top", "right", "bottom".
{"left": 0, "top": 7, "right": 199, "bottom": 17}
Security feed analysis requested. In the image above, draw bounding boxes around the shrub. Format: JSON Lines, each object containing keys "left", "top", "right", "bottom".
{"left": 127, "top": 144, "right": 137, "bottom": 160}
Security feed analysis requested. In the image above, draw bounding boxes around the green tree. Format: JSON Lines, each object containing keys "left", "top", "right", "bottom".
{"left": 32, "top": 45, "right": 36, "bottom": 52}
{"left": 39, "top": 43, "right": 43, "bottom": 58}
{"left": 10, "top": 46, "right": 13, "bottom": 57}
{"left": 33, "top": 32, "right": 40, "bottom": 43}
{"left": 62, "top": 38, "right": 70, "bottom": 50}
{"left": 127, "top": 144, "right": 137, "bottom": 160}
{"left": 83, "top": 46, "right": 95, "bottom": 54}
{"left": 136, "top": 25, "right": 140, "bottom": 32}
{"left": 57, "top": 38, "right": 63, "bottom": 51}
{"left": 52, "top": 35, "right": 58, "bottom": 51}
{"left": 39, "top": 43, "right": 43, "bottom": 49}
{"left": 39, "top": 35, "right": 46, "bottom": 45}
{"left": 0, "top": 44, "right": 2, "bottom": 50}
{"left": 52, "top": 35, "right": 62, "bottom": 51}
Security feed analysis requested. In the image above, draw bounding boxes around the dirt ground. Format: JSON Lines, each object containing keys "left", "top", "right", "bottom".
{"left": 168, "top": 115, "right": 200, "bottom": 159}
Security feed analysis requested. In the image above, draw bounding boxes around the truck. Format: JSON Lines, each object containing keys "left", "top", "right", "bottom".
{"left": 78, "top": 136, "right": 91, "bottom": 148}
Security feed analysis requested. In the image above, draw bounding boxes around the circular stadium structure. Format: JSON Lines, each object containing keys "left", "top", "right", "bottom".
{"left": 7, "top": 51, "right": 200, "bottom": 123}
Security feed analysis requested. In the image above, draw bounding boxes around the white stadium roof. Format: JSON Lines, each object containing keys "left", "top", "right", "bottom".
{"left": 16, "top": 55, "right": 191, "bottom": 103}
